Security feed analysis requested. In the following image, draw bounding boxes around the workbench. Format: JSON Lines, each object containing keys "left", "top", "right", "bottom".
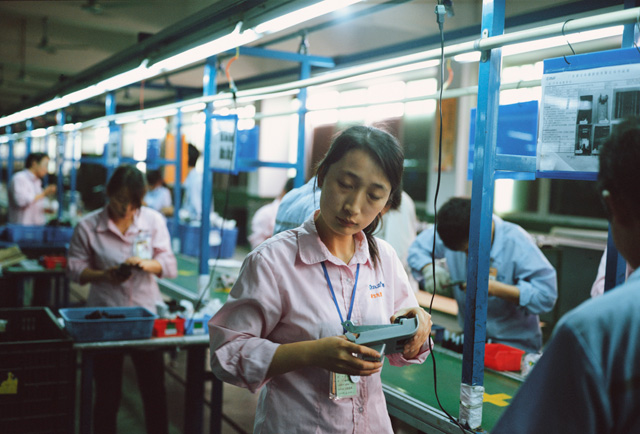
{"left": 75, "top": 334, "right": 220, "bottom": 434}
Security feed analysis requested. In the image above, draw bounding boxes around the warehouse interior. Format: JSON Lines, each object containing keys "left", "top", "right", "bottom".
{"left": 0, "top": 0, "right": 639, "bottom": 433}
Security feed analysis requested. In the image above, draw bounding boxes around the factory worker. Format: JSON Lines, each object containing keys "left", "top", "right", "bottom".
{"left": 248, "top": 177, "right": 294, "bottom": 249}
{"left": 67, "top": 164, "right": 177, "bottom": 434}
{"left": 209, "top": 125, "right": 432, "bottom": 434}
{"left": 407, "top": 197, "right": 557, "bottom": 353}
{"left": 143, "top": 169, "right": 173, "bottom": 217}
{"left": 8, "top": 152, "right": 57, "bottom": 225}
{"left": 493, "top": 117, "right": 640, "bottom": 434}
{"left": 181, "top": 143, "right": 206, "bottom": 221}
{"left": 272, "top": 174, "right": 320, "bottom": 235}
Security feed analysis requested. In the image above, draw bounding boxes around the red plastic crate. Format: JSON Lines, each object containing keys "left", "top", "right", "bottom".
{"left": 484, "top": 343, "right": 525, "bottom": 371}
{"left": 41, "top": 256, "right": 67, "bottom": 270}
{"left": 152, "top": 317, "right": 185, "bottom": 338}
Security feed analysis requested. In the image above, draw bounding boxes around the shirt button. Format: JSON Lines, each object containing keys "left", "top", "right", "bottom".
{"left": 346, "top": 278, "right": 352, "bottom": 284}
{"left": 358, "top": 407, "right": 364, "bottom": 413}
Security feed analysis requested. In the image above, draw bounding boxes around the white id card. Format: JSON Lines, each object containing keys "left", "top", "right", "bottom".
{"left": 133, "top": 231, "right": 152, "bottom": 260}
{"left": 329, "top": 372, "right": 357, "bottom": 400}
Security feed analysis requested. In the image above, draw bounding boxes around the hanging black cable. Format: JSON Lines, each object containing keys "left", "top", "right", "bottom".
{"left": 425, "top": 2, "right": 468, "bottom": 433}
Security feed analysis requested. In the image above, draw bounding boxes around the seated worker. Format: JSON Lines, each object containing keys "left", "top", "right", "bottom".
{"left": 493, "top": 117, "right": 640, "bottom": 434}
{"left": 407, "top": 197, "right": 557, "bottom": 353}
{"left": 143, "top": 169, "right": 173, "bottom": 217}
{"left": 8, "top": 152, "right": 57, "bottom": 225}
{"left": 248, "top": 177, "right": 294, "bottom": 249}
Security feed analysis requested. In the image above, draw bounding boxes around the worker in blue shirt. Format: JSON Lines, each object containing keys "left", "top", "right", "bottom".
{"left": 272, "top": 176, "right": 319, "bottom": 235}
{"left": 494, "top": 117, "right": 640, "bottom": 434}
{"left": 407, "top": 197, "right": 557, "bottom": 353}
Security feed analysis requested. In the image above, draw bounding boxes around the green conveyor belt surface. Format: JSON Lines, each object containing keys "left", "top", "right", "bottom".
{"left": 381, "top": 347, "right": 522, "bottom": 432}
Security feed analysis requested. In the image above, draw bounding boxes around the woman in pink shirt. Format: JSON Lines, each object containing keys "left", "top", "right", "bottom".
{"left": 209, "top": 126, "right": 432, "bottom": 433}
{"left": 8, "top": 152, "right": 57, "bottom": 225}
{"left": 67, "top": 165, "right": 177, "bottom": 434}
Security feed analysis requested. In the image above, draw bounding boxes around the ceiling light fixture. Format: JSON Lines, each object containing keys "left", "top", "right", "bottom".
{"left": 454, "top": 25, "right": 624, "bottom": 63}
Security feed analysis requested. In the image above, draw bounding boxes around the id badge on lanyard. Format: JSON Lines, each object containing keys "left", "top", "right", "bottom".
{"left": 133, "top": 230, "right": 153, "bottom": 260}
{"left": 322, "top": 261, "right": 361, "bottom": 400}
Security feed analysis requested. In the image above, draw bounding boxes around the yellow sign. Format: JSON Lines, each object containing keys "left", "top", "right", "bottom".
{"left": 0, "top": 372, "right": 18, "bottom": 394}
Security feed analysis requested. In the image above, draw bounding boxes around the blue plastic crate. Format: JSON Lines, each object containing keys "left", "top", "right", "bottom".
{"left": 184, "top": 314, "right": 211, "bottom": 336}
{"left": 59, "top": 307, "right": 157, "bottom": 342}
{"left": 179, "top": 224, "right": 237, "bottom": 259}
{"left": 46, "top": 226, "right": 75, "bottom": 242}
{"left": 5, "top": 224, "right": 47, "bottom": 243}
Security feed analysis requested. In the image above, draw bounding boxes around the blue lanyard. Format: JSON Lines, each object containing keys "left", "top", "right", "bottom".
{"left": 321, "top": 262, "right": 360, "bottom": 333}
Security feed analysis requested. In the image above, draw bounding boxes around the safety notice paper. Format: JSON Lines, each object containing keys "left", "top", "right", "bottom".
{"left": 537, "top": 61, "right": 640, "bottom": 176}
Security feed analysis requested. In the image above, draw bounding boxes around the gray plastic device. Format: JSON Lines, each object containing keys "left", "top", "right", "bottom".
{"left": 342, "top": 316, "right": 419, "bottom": 361}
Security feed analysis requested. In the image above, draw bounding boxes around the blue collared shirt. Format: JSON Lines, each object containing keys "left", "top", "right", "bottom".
{"left": 272, "top": 176, "right": 320, "bottom": 235}
{"left": 407, "top": 215, "right": 557, "bottom": 352}
{"left": 493, "top": 269, "right": 640, "bottom": 434}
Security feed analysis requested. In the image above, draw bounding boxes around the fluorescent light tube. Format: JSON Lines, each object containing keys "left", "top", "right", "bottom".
{"left": 152, "top": 23, "right": 259, "bottom": 73}
{"left": 255, "top": 0, "right": 363, "bottom": 34}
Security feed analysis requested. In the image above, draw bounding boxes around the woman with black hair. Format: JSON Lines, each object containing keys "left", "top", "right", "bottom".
{"left": 209, "top": 126, "right": 432, "bottom": 433}
{"left": 67, "top": 164, "right": 177, "bottom": 434}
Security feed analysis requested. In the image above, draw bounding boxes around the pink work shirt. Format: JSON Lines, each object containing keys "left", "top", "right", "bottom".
{"left": 67, "top": 206, "right": 177, "bottom": 314}
{"left": 8, "top": 169, "right": 46, "bottom": 225}
{"left": 248, "top": 197, "right": 281, "bottom": 249}
{"left": 209, "top": 214, "right": 430, "bottom": 434}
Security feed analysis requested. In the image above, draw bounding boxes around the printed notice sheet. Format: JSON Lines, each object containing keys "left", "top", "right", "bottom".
{"left": 537, "top": 62, "right": 640, "bottom": 175}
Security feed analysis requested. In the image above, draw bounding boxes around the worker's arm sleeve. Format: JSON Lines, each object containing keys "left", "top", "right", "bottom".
{"left": 150, "top": 212, "right": 177, "bottom": 279}
{"left": 66, "top": 221, "right": 94, "bottom": 283}
{"left": 385, "top": 247, "right": 431, "bottom": 367}
{"left": 492, "top": 322, "right": 608, "bottom": 434}
{"left": 407, "top": 228, "right": 446, "bottom": 282}
{"left": 11, "top": 178, "right": 36, "bottom": 208}
{"left": 208, "top": 253, "right": 281, "bottom": 393}
{"left": 513, "top": 234, "right": 558, "bottom": 315}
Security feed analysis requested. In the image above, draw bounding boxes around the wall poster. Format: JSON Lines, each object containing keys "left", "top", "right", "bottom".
{"left": 537, "top": 48, "right": 640, "bottom": 180}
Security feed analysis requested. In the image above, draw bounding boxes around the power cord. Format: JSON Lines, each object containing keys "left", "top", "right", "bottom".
{"left": 426, "top": 2, "right": 467, "bottom": 433}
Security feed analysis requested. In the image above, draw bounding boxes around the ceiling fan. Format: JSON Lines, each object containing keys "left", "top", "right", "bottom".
{"left": 37, "top": 16, "right": 89, "bottom": 55}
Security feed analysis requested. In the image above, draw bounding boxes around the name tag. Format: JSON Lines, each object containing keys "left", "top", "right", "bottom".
{"left": 329, "top": 372, "right": 357, "bottom": 400}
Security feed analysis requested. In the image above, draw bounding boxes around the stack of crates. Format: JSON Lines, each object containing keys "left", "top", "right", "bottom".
{"left": 0, "top": 307, "right": 75, "bottom": 434}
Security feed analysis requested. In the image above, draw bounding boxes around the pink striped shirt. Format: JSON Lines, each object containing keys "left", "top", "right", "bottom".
{"left": 209, "top": 214, "right": 430, "bottom": 434}
{"left": 67, "top": 206, "right": 177, "bottom": 314}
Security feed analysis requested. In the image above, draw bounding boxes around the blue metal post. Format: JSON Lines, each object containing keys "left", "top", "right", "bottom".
{"left": 462, "top": 0, "right": 505, "bottom": 397}
{"left": 105, "top": 91, "right": 118, "bottom": 181}
{"left": 69, "top": 128, "right": 78, "bottom": 216}
{"left": 56, "top": 110, "right": 65, "bottom": 220}
{"left": 25, "top": 120, "right": 33, "bottom": 155}
{"left": 198, "top": 56, "right": 217, "bottom": 297}
{"left": 295, "top": 60, "right": 310, "bottom": 188}
{"left": 172, "top": 107, "right": 183, "bottom": 240}
{"left": 6, "top": 126, "right": 14, "bottom": 182}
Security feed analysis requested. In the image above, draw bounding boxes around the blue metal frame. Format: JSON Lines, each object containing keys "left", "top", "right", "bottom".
{"left": 56, "top": 110, "right": 65, "bottom": 220}
{"left": 462, "top": 0, "right": 505, "bottom": 394}
{"left": 604, "top": 0, "right": 638, "bottom": 291}
{"left": 6, "top": 126, "right": 14, "bottom": 182}
{"left": 198, "top": 56, "right": 217, "bottom": 278}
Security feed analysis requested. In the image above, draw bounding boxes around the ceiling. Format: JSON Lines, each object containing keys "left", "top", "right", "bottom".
{"left": 0, "top": 0, "right": 627, "bottom": 130}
